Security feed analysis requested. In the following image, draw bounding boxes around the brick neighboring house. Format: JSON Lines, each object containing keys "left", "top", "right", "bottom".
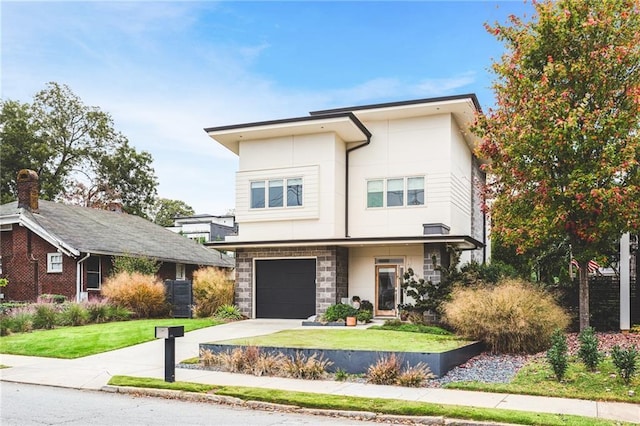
{"left": 205, "top": 94, "right": 487, "bottom": 320}
{"left": 0, "top": 170, "right": 234, "bottom": 302}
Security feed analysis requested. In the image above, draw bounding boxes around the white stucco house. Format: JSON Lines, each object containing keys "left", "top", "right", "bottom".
{"left": 205, "top": 94, "right": 487, "bottom": 319}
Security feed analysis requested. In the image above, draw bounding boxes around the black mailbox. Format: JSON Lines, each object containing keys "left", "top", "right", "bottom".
{"left": 155, "top": 325, "right": 184, "bottom": 382}
{"left": 155, "top": 326, "right": 184, "bottom": 339}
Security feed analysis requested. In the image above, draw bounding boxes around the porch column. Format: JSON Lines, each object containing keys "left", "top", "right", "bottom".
{"left": 620, "top": 232, "right": 631, "bottom": 331}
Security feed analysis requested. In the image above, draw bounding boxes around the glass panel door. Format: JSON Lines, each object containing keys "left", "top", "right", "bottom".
{"left": 375, "top": 266, "right": 397, "bottom": 316}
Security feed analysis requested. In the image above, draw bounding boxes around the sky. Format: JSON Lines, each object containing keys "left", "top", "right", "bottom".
{"left": 1, "top": 0, "right": 534, "bottom": 216}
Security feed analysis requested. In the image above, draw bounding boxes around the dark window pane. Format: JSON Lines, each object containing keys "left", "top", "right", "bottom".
{"left": 251, "top": 181, "right": 265, "bottom": 208}
{"left": 287, "top": 178, "right": 302, "bottom": 207}
{"left": 268, "top": 180, "right": 283, "bottom": 207}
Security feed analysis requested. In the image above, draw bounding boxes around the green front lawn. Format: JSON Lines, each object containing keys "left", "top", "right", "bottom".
{"left": 214, "top": 328, "right": 468, "bottom": 352}
{"left": 0, "top": 318, "right": 219, "bottom": 358}
{"left": 108, "top": 375, "right": 620, "bottom": 426}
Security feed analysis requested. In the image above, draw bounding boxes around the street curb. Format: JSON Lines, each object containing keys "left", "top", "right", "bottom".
{"left": 101, "top": 385, "right": 516, "bottom": 425}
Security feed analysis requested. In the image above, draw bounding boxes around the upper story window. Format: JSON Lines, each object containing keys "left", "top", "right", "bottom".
{"left": 47, "top": 253, "right": 63, "bottom": 273}
{"left": 251, "top": 177, "right": 303, "bottom": 209}
{"left": 367, "top": 176, "right": 424, "bottom": 208}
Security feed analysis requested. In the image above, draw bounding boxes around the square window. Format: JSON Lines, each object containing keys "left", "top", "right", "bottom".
{"left": 367, "top": 180, "right": 383, "bottom": 208}
{"left": 47, "top": 253, "right": 63, "bottom": 273}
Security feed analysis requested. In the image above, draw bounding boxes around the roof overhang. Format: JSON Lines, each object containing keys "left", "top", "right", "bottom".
{"left": 204, "top": 112, "right": 371, "bottom": 155}
{"left": 13, "top": 214, "right": 80, "bottom": 257}
{"left": 205, "top": 235, "right": 483, "bottom": 251}
{"left": 311, "top": 94, "right": 482, "bottom": 152}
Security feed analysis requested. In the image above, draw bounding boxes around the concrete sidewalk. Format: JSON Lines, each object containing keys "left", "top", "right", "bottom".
{"left": 1, "top": 319, "right": 638, "bottom": 424}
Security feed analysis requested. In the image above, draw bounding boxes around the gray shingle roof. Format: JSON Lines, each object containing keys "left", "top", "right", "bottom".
{"left": 0, "top": 200, "right": 234, "bottom": 268}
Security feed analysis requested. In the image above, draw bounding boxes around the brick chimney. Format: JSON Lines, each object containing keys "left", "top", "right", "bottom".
{"left": 16, "top": 169, "right": 39, "bottom": 213}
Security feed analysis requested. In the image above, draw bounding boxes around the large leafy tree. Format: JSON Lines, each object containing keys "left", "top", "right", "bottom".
{"left": 152, "top": 198, "right": 195, "bottom": 227}
{"left": 0, "top": 82, "right": 158, "bottom": 218}
{"left": 475, "top": 0, "right": 640, "bottom": 330}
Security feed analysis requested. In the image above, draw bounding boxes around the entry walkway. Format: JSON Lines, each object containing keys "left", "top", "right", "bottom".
{"left": 1, "top": 319, "right": 638, "bottom": 424}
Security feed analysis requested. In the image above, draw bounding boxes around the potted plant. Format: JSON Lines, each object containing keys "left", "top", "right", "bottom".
{"left": 325, "top": 303, "right": 358, "bottom": 325}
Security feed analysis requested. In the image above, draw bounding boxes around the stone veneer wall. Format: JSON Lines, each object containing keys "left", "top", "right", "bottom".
{"left": 234, "top": 246, "right": 348, "bottom": 318}
{"left": 422, "top": 243, "right": 449, "bottom": 324}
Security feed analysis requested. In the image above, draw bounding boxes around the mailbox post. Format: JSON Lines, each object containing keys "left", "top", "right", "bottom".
{"left": 155, "top": 325, "right": 184, "bottom": 382}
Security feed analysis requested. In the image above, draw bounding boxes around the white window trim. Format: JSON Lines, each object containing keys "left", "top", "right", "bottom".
{"left": 176, "top": 263, "right": 186, "bottom": 280}
{"left": 86, "top": 256, "right": 102, "bottom": 290}
{"left": 250, "top": 176, "right": 304, "bottom": 210}
{"left": 47, "top": 253, "right": 63, "bottom": 273}
{"left": 366, "top": 176, "right": 425, "bottom": 209}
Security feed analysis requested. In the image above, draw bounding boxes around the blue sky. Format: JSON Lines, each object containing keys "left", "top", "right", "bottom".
{"left": 2, "top": 1, "right": 533, "bottom": 215}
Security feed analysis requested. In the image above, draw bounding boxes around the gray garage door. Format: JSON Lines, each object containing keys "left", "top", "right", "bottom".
{"left": 255, "top": 259, "right": 316, "bottom": 319}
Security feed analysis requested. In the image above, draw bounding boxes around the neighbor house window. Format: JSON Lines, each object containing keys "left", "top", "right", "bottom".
{"left": 47, "top": 253, "right": 63, "bottom": 273}
{"left": 250, "top": 177, "right": 303, "bottom": 209}
{"left": 367, "top": 176, "right": 425, "bottom": 208}
{"left": 86, "top": 256, "right": 101, "bottom": 290}
{"left": 176, "top": 263, "right": 186, "bottom": 280}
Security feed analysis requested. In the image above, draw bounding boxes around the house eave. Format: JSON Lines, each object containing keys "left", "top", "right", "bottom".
{"left": 19, "top": 214, "right": 80, "bottom": 257}
{"left": 204, "top": 112, "right": 371, "bottom": 155}
{"left": 205, "top": 235, "right": 483, "bottom": 251}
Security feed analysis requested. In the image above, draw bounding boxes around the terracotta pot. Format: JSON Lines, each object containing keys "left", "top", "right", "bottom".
{"left": 346, "top": 316, "right": 357, "bottom": 326}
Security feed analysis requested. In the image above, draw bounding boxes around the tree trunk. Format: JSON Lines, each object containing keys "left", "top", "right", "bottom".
{"left": 578, "top": 261, "right": 590, "bottom": 331}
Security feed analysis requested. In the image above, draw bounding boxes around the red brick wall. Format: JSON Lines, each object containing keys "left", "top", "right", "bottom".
{"left": 1, "top": 226, "right": 77, "bottom": 302}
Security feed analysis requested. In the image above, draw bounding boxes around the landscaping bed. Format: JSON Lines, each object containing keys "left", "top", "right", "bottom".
{"left": 199, "top": 328, "right": 482, "bottom": 377}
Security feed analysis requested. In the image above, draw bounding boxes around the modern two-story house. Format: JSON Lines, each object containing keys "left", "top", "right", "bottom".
{"left": 205, "top": 94, "right": 487, "bottom": 320}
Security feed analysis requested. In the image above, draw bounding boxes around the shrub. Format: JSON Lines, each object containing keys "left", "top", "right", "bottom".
{"left": 282, "top": 351, "right": 332, "bottom": 380}
{"left": 547, "top": 329, "right": 569, "bottom": 382}
{"left": 366, "top": 354, "right": 402, "bottom": 385}
{"left": 38, "top": 294, "right": 66, "bottom": 304}
{"left": 32, "top": 303, "right": 60, "bottom": 329}
{"left": 334, "top": 368, "right": 348, "bottom": 381}
{"left": 202, "top": 346, "right": 285, "bottom": 376}
{"left": 213, "top": 304, "right": 243, "bottom": 321}
{"left": 577, "top": 327, "right": 603, "bottom": 372}
{"left": 396, "top": 362, "right": 435, "bottom": 387}
{"left": 442, "top": 278, "right": 569, "bottom": 353}
{"left": 611, "top": 345, "right": 638, "bottom": 385}
{"left": 359, "top": 300, "right": 373, "bottom": 312}
{"left": 356, "top": 309, "right": 373, "bottom": 323}
{"left": 324, "top": 303, "right": 358, "bottom": 322}
{"left": 59, "top": 303, "right": 89, "bottom": 326}
{"left": 1, "top": 306, "right": 35, "bottom": 335}
{"left": 192, "top": 267, "right": 234, "bottom": 318}
{"left": 111, "top": 255, "right": 160, "bottom": 275}
{"left": 84, "top": 299, "right": 111, "bottom": 323}
{"left": 407, "top": 311, "right": 426, "bottom": 325}
{"left": 200, "top": 349, "right": 216, "bottom": 367}
{"left": 101, "top": 272, "right": 168, "bottom": 318}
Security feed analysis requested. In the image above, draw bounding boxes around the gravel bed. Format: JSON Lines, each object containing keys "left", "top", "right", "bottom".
{"left": 427, "top": 353, "right": 531, "bottom": 387}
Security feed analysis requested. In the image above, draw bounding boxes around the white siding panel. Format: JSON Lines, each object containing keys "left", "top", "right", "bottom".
{"left": 236, "top": 165, "right": 320, "bottom": 222}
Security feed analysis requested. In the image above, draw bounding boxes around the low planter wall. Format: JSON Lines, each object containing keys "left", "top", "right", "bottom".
{"left": 199, "top": 341, "right": 483, "bottom": 378}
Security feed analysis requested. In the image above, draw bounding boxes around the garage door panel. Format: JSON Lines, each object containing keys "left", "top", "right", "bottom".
{"left": 255, "top": 259, "right": 316, "bottom": 319}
